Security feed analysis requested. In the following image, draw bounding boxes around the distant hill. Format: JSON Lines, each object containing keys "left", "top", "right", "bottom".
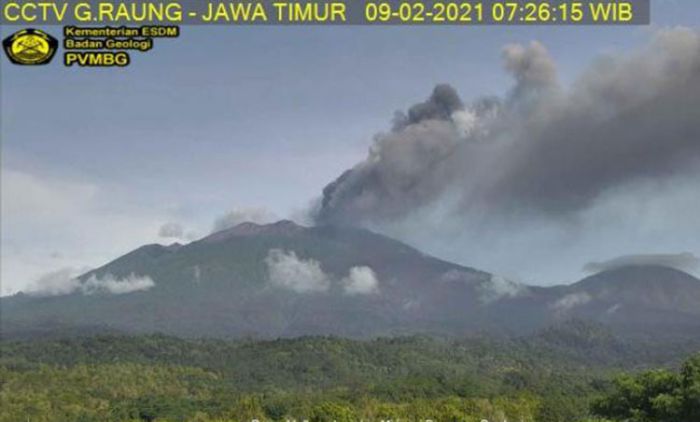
{"left": 3, "top": 221, "right": 700, "bottom": 340}
{"left": 543, "top": 265, "right": 700, "bottom": 339}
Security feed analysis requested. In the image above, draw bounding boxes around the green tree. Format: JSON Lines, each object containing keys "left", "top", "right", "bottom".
{"left": 593, "top": 353, "right": 700, "bottom": 422}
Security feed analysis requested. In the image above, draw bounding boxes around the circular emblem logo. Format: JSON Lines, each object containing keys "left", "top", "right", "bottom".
{"left": 3, "top": 29, "right": 58, "bottom": 65}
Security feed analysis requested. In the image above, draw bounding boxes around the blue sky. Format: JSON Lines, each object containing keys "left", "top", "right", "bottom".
{"left": 2, "top": 0, "right": 700, "bottom": 294}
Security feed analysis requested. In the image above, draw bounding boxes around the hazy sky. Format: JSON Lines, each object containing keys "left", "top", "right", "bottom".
{"left": 3, "top": 0, "right": 700, "bottom": 294}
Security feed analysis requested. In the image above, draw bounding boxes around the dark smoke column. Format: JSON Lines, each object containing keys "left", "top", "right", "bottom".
{"left": 315, "top": 84, "right": 467, "bottom": 226}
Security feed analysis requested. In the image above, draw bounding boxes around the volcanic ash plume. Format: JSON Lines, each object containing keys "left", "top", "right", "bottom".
{"left": 314, "top": 30, "right": 700, "bottom": 227}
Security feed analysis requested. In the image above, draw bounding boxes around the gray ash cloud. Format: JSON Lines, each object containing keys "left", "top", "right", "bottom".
{"left": 314, "top": 30, "right": 700, "bottom": 227}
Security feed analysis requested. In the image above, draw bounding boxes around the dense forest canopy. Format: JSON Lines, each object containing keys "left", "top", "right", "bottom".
{"left": 1, "top": 325, "right": 698, "bottom": 422}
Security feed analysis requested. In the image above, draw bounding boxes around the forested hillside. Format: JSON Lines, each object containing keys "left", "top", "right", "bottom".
{"left": 2, "top": 323, "right": 699, "bottom": 422}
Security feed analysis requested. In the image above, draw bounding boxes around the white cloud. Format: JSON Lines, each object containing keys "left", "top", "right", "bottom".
{"left": 342, "top": 266, "right": 379, "bottom": 295}
{"left": 478, "top": 274, "right": 526, "bottom": 303}
{"left": 23, "top": 268, "right": 84, "bottom": 297}
{"left": 265, "top": 249, "right": 330, "bottom": 293}
{"left": 264, "top": 250, "right": 379, "bottom": 296}
{"left": 551, "top": 292, "right": 592, "bottom": 312}
{"left": 439, "top": 269, "right": 525, "bottom": 303}
{"left": 23, "top": 269, "right": 154, "bottom": 297}
{"left": 81, "top": 273, "right": 155, "bottom": 295}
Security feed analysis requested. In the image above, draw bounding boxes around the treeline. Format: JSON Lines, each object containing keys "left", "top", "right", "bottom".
{"left": 0, "top": 326, "right": 698, "bottom": 421}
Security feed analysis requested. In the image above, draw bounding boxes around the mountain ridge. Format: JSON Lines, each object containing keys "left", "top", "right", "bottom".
{"left": 3, "top": 221, "right": 699, "bottom": 340}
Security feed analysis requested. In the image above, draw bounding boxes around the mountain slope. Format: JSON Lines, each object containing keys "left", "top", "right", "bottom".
{"left": 2, "top": 221, "right": 503, "bottom": 338}
{"left": 3, "top": 222, "right": 700, "bottom": 339}
{"left": 569, "top": 265, "right": 700, "bottom": 315}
